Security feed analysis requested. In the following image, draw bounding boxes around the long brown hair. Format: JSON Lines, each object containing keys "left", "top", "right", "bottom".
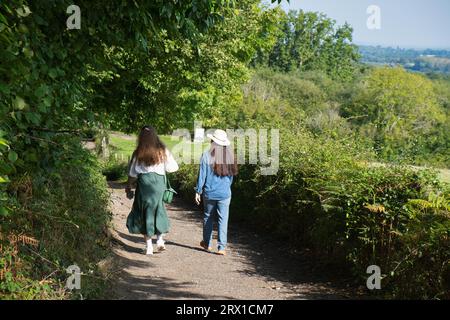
{"left": 210, "top": 142, "right": 238, "bottom": 177}
{"left": 134, "top": 125, "right": 166, "bottom": 166}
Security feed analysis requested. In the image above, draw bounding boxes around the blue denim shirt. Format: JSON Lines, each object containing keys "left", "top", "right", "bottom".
{"left": 195, "top": 151, "right": 233, "bottom": 200}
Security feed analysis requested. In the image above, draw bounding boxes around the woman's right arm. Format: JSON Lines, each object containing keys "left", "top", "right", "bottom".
{"left": 195, "top": 153, "right": 207, "bottom": 196}
{"left": 194, "top": 154, "right": 207, "bottom": 205}
{"left": 126, "top": 151, "right": 137, "bottom": 191}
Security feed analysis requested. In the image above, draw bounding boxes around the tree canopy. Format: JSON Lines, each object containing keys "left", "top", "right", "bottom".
{"left": 252, "top": 9, "right": 360, "bottom": 80}
{"left": 343, "top": 67, "right": 447, "bottom": 161}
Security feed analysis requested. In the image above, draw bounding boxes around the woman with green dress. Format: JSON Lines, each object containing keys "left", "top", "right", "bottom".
{"left": 125, "top": 125, "right": 179, "bottom": 255}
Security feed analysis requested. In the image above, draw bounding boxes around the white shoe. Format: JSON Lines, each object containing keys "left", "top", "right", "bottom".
{"left": 146, "top": 240, "right": 154, "bottom": 255}
{"left": 156, "top": 240, "right": 166, "bottom": 251}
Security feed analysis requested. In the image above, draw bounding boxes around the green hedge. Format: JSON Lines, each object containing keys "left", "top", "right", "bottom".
{"left": 173, "top": 129, "right": 450, "bottom": 299}
{"left": 0, "top": 140, "right": 112, "bottom": 299}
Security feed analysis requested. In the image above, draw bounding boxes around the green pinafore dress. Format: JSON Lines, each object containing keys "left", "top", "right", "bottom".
{"left": 126, "top": 172, "right": 170, "bottom": 237}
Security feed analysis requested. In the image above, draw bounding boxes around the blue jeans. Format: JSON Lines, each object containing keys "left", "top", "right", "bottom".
{"left": 203, "top": 197, "right": 231, "bottom": 251}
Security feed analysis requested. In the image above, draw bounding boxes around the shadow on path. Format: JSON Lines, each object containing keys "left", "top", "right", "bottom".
{"left": 109, "top": 186, "right": 362, "bottom": 299}
{"left": 115, "top": 269, "right": 235, "bottom": 300}
{"left": 111, "top": 223, "right": 236, "bottom": 300}
{"left": 168, "top": 199, "right": 361, "bottom": 299}
{"left": 115, "top": 230, "right": 206, "bottom": 254}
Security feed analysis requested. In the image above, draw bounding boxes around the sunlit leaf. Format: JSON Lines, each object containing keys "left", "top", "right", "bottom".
{"left": 13, "top": 96, "right": 27, "bottom": 110}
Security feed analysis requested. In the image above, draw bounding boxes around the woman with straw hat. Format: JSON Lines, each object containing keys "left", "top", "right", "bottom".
{"left": 195, "top": 129, "right": 238, "bottom": 256}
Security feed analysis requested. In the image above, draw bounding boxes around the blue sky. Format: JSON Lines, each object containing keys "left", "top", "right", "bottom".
{"left": 278, "top": 0, "right": 450, "bottom": 49}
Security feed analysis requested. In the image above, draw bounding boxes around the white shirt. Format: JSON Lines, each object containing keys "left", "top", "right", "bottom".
{"left": 128, "top": 149, "right": 179, "bottom": 178}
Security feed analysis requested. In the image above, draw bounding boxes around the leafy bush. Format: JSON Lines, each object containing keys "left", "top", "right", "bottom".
{"left": 254, "top": 68, "right": 328, "bottom": 114}
{"left": 343, "top": 67, "right": 448, "bottom": 166}
{"left": 101, "top": 158, "right": 128, "bottom": 182}
{"left": 0, "top": 140, "right": 112, "bottom": 299}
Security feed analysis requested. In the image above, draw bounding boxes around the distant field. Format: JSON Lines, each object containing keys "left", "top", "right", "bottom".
{"left": 108, "top": 133, "right": 136, "bottom": 161}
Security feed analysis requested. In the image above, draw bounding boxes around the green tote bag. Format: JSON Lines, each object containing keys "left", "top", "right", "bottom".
{"left": 163, "top": 174, "right": 177, "bottom": 204}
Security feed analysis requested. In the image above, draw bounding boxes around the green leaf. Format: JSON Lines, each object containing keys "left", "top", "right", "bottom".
{"left": 0, "top": 206, "right": 10, "bottom": 217}
{"left": 48, "top": 68, "right": 58, "bottom": 79}
{"left": 25, "top": 112, "right": 41, "bottom": 125}
{"left": 0, "top": 138, "right": 8, "bottom": 147}
{"left": 23, "top": 47, "right": 34, "bottom": 58}
{"left": 43, "top": 96, "right": 52, "bottom": 107}
{"left": 0, "top": 175, "right": 9, "bottom": 183}
{"left": 37, "top": 96, "right": 52, "bottom": 113}
{"left": 16, "top": 5, "right": 32, "bottom": 17}
{"left": 13, "top": 96, "right": 27, "bottom": 110}
{"left": 34, "top": 84, "right": 49, "bottom": 98}
{"left": 8, "top": 150, "right": 18, "bottom": 162}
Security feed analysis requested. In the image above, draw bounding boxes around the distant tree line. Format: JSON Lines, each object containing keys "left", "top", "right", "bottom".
{"left": 359, "top": 45, "right": 450, "bottom": 74}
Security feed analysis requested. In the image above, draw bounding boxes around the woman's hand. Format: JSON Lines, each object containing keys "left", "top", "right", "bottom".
{"left": 125, "top": 185, "right": 134, "bottom": 199}
{"left": 195, "top": 193, "right": 201, "bottom": 205}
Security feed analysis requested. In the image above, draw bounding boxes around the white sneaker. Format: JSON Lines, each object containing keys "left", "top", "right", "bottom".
{"left": 146, "top": 240, "right": 154, "bottom": 255}
{"left": 156, "top": 240, "right": 166, "bottom": 251}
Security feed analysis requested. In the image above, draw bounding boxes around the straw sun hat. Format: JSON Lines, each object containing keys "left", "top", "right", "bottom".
{"left": 206, "top": 129, "right": 231, "bottom": 146}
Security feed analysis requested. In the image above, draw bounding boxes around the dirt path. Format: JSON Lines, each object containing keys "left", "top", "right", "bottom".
{"left": 108, "top": 181, "right": 356, "bottom": 300}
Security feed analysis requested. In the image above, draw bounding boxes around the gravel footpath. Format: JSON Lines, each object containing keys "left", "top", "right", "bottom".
{"left": 108, "top": 182, "right": 356, "bottom": 300}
